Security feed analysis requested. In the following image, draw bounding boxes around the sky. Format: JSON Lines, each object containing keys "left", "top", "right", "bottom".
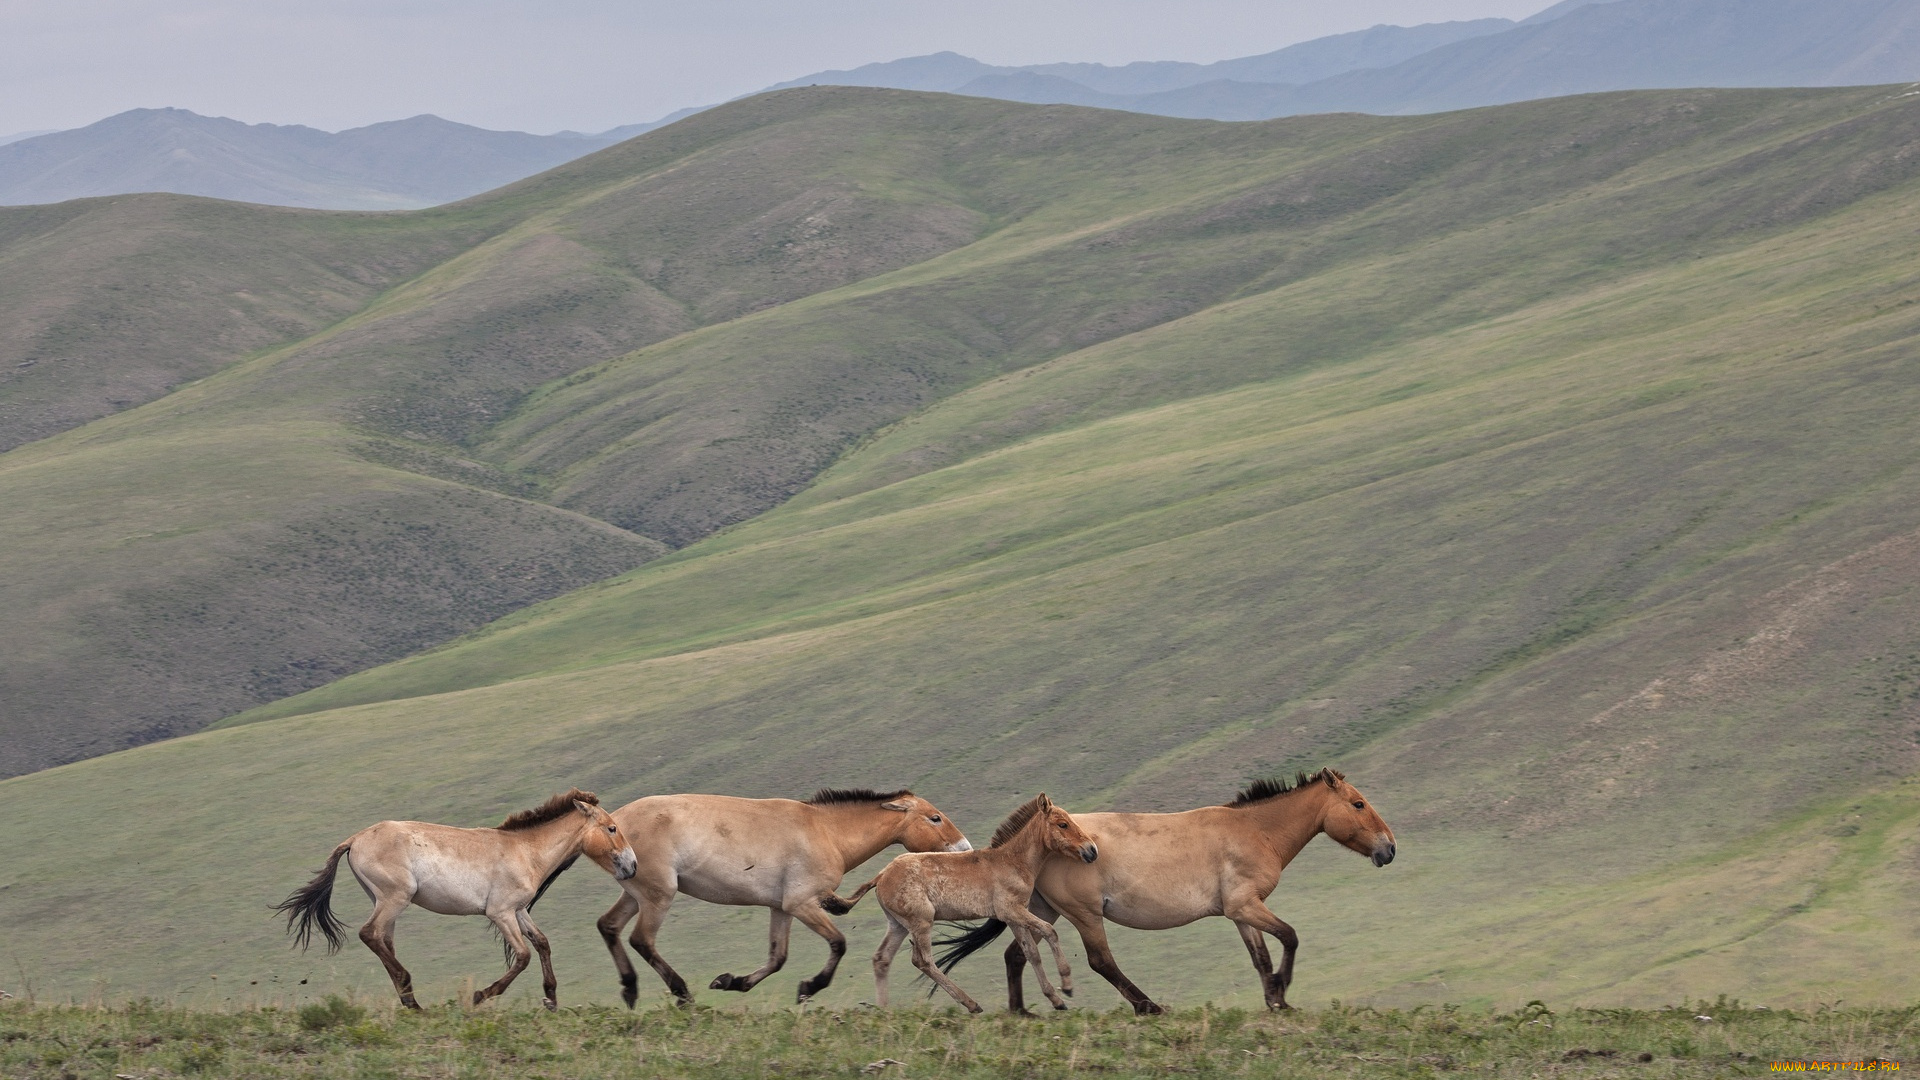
{"left": 1, "top": 1, "right": 1564, "bottom": 137}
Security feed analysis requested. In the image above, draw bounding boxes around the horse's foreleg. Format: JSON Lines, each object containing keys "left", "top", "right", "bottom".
{"left": 596, "top": 886, "right": 643, "bottom": 1007}
{"left": 711, "top": 908, "right": 791, "bottom": 994}
{"left": 787, "top": 901, "right": 848, "bottom": 1002}
{"left": 476, "top": 910, "right": 533, "bottom": 1006}
{"left": 1001, "top": 892, "right": 1056, "bottom": 1014}
{"left": 908, "top": 921, "right": 983, "bottom": 1014}
{"left": 358, "top": 894, "right": 419, "bottom": 1010}
{"left": 1058, "top": 908, "right": 1163, "bottom": 1015}
{"left": 872, "top": 915, "right": 908, "bottom": 1009}
{"left": 626, "top": 883, "right": 693, "bottom": 1005}
{"left": 1005, "top": 921, "right": 1068, "bottom": 1011}
{"left": 1228, "top": 901, "right": 1299, "bottom": 1010}
{"left": 517, "top": 910, "right": 559, "bottom": 1010}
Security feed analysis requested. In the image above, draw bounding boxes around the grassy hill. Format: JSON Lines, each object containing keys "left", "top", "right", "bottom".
{"left": 1, "top": 85, "right": 1918, "bottom": 1011}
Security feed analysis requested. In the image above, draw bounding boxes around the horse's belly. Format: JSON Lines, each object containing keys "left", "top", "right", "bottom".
{"left": 678, "top": 866, "right": 785, "bottom": 908}
{"left": 411, "top": 874, "right": 490, "bottom": 916}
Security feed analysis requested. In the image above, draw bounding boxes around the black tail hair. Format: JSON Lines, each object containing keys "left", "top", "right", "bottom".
{"left": 528, "top": 854, "right": 578, "bottom": 912}
{"left": 933, "top": 918, "right": 1008, "bottom": 974}
{"left": 274, "top": 843, "right": 351, "bottom": 953}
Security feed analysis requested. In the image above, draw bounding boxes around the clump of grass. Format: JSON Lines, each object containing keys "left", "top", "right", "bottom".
{"left": 0, "top": 996, "right": 1910, "bottom": 1078}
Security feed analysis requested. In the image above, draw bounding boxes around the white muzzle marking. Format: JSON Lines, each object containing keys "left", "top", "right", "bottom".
{"left": 948, "top": 837, "right": 973, "bottom": 852}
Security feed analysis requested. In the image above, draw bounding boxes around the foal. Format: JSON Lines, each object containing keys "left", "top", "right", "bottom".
{"left": 277, "top": 789, "right": 638, "bottom": 1010}
{"left": 828, "top": 794, "right": 1097, "bottom": 1013}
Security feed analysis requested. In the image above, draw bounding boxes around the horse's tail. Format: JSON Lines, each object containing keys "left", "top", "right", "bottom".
{"left": 274, "top": 841, "right": 352, "bottom": 954}
{"left": 933, "top": 917, "right": 1008, "bottom": 973}
{"left": 820, "top": 878, "right": 877, "bottom": 916}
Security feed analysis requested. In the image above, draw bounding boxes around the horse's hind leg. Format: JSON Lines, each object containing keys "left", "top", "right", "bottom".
{"left": 871, "top": 915, "right": 908, "bottom": 1009}
{"left": 1057, "top": 907, "right": 1163, "bottom": 1015}
{"left": 597, "top": 885, "right": 644, "bottom": 1007}
{"left": 1228, "top": 900, "right": 1299, "bottom": 1010}
{"left": 710, "top": 908, "right": 790, "bottom": 994}
{"left": 517, "top": 910, "right": 559, "bottom": 1010}
{"left": 788, "top": 900, "right": 849, "bottom": 1002}
{"left": 475, "top": 910, "right": 533, "bottom": 1006}
{"left": 358, "top": 893, "right": 419, "bottom": 1010}
{"left": 909, "top": 922, "right": 983, "bottom": 1014}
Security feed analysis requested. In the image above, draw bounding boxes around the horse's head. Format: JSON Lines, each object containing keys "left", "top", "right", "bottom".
{"left": 1319, "top": 773, "right": 1396, "bottom": 867}
{"left": 1036, "top": 796, "right": 1099, "bottom": 864}
{"left": 881, "top": 793, "right": 972, "bottom": 853}
{"left": 576, "top": 799, "right": 638, "bottom": 879}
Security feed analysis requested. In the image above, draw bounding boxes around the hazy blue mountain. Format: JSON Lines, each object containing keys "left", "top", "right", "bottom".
{"left": 1024, "top": 19, "right": 1518, "bottom": 93}
{"left": 769, "top": 21, "right": 1517, "bottom": 100}
{"left": 0, "top": 129, "right": 57, "bottom": 147}
{"left": 0, "top": 109, "right": 621, "bottom": 210}
{"left": 786, "top": 0, "right": 1920, "bottom": 123}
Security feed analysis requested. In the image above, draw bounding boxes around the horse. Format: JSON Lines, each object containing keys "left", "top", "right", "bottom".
{"left": 596, "top": 788, "right": 970, "bottom": 1005}
{"left": 826, "top": 793, "right": 1099, "bottom": 1014}
{"left": 935, "top": 768, "right": 1395, "bottom": 1014}
{"left": 276, "top": 789, "right": 638, "bottom": 1010}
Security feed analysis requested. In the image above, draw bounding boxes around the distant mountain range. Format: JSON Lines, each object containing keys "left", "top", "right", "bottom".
{"left": 4, "top": 0, "right": 1916, "bottom": 211}
{"left": 0, "top": 109, "right": 630, "bottom": 210}
{"left": 781, "top": 0, "right": 1920, "bottom": 120}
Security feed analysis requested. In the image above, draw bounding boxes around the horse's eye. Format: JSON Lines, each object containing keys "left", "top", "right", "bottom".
{"left": 1057, "top": 821, "right": 1068, "bottom": 828}
{"left": 1352, "top": 801, "right": 1365, "bottom": 810}
{"left": 607, "top": 826, "right": 617, "bottom": 833}
{"left": 928, "top": 815, "right": 942, "bottom": 824}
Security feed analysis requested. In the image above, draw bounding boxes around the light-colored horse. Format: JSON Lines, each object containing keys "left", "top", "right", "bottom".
{"left": 277, "top": 789, "right": 638, "bottom": 1010}
{"left": 597, "top": 788, "right": 969, "bottom": 1005}
{"left": 829, "top": 793, "right": 1099, "bottom": 1014}
{"left": 937, "top": 769, "right": 1395, "bottom": 1013}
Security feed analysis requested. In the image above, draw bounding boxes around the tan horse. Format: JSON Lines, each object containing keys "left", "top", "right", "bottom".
{"left": 828, "top": 793, "right": 1099, "bottom": 1014}
{"left": 276, "top": 789, "right": 638, "bottom": 1010}
{"left": 936, "top": 769, "right": 1395, "bottom": 1013}
{"left": 597, "top": 788, "right": 969, "bottom": 1005}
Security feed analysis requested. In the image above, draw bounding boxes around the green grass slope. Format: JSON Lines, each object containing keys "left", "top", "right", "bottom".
{"left": 2, "top": 87, "right": 1919, "bottom": 1010}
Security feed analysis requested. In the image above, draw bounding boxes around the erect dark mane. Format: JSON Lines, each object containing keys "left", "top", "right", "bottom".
{"left": 498, "top": 788, "right": 598, "bottom": 831}
{"left": 806, "top": 787, "right": 913, "bottom": 806}
{"left": 1226, "top": 769, "right": 1345, "bottom": 808}
{"left": 989, "top": 794, "right": 1052, "bottom": 848}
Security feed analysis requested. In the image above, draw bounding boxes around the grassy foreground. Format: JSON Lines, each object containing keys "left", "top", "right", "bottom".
{"left": 0, "top": 997, "right": 1908, "bottom": 1079}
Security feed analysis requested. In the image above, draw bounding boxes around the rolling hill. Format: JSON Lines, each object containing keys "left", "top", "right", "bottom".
{"left": 1, "top": 85, "right": 1918, "bottom": 1012}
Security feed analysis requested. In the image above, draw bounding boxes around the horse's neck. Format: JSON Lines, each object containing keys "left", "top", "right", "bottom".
{"left": 814, "top": 805, "right": 903, "bottom": 873}
{"left": 515, "top": 816, "right": 586, "bottom": 871}
{"left": 1240, "top": 788, "right": 1327, "bottom": 866}
{"left": 994, "top": 822, "right": 1051, "bottom": 883}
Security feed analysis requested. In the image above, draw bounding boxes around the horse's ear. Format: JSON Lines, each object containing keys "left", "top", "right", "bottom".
{"left": 1320, "top": 770, "right": 1339, "bottom": 789}
{"left": 879, "top": 799, "right": 912, "bottom": 812}
{"left": 574, "top": 799, "right": 598, "bottom": 816}
{"left": 1037, "top": 793, "right": 1052, "bottom": 810}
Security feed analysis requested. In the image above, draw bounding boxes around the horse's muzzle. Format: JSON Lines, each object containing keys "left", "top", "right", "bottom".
{"left": 1371, "top": 842, "right": 1396, "bottom": 867}
{"left": 614, "top": 849, "right": 639, "bottom": 879}
{"left": 1080, "top": 843, "right": 1099, "bottom": 863}
{"left": 948, "top": 837, "right": 974, "bottom": 853}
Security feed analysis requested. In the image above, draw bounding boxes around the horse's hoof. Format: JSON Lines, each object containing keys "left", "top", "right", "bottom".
{"left": 1053, "top": 1002, "right": 1069, "bottom": 1011}
{"left": 1062, "top": 987, "right": 1074, "bottom": 997}
{"left": 1010, "top": 1007, "right": 1035, "bottom": 1017}
{"left": 966, "top": 1004, "right": 984, "bottom": 1014}
{"left": 401, "top": 998, "right": 422, "bottom": 1011}
{"left": 796, "top": 981, "right": 816, "bottom": 1002}
{"left": 1266, "top": 1001, "right": 1295, "bottom": 1012}
{"left": 542, "top": 998, "right": 558, "bottom": 1012}
{"left": 471, "top": 991, "right": 487, "bottom": 1006}
{"left": 620, "top": 988, "right": 638, "bottom": 1009}
{"left": 710, "top": 973, "right": 750, "bottom": 992}
{"left": 1135, "top": 1001, "right": 1167, "bottom": 1016}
